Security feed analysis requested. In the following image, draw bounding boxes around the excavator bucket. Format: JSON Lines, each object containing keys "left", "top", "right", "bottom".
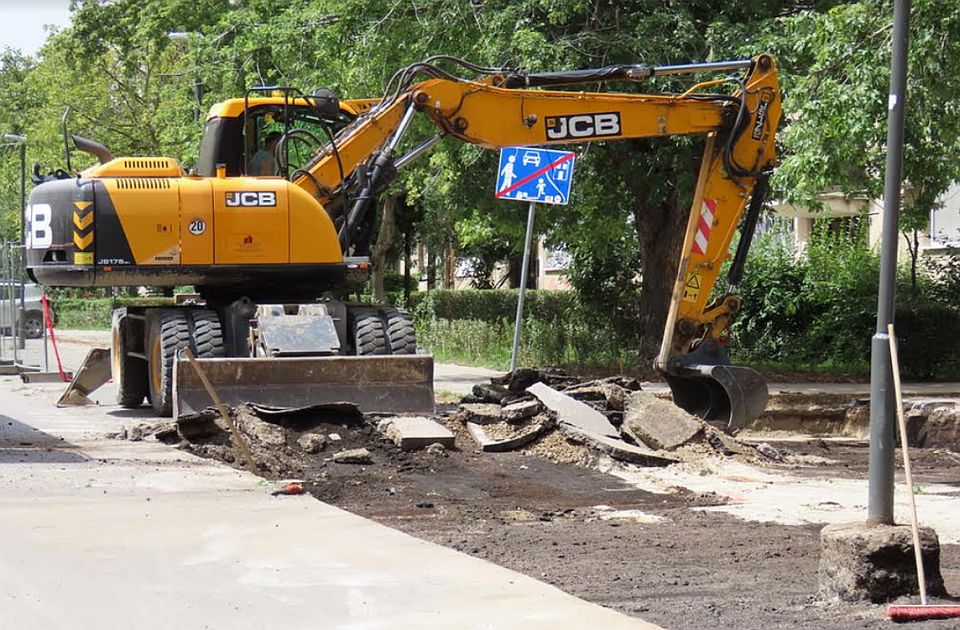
{"left": 172, "top": 355, "right": 435, "bottom": 418}
{"left": 662, "top": 341, "right": 768, "bottom": 433}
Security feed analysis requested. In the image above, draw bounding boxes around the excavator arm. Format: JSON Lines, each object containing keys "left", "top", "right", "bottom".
{"left": 292, "top": 55, "right": 781, "bottom": 431}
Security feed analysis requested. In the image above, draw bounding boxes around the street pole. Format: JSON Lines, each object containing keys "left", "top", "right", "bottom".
{"left": 510, "top": 201, "right": 536, "bottom": 372}
{"left": 867, "top": 0, "right": 911, "bottom": 526}
{"left": 2, "top": 134, "right": 27, "bottom": 354}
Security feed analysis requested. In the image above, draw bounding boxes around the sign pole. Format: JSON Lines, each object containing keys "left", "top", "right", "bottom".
{"left": 510, "top": 201, "right": 536, "bottom": 372}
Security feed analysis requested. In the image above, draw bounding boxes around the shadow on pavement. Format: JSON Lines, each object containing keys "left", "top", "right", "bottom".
{"left": 0, "top": 414, "right": 88, "bottom": 464}
{"left": 105, "top": 407, "right": 160, "bottom": 421}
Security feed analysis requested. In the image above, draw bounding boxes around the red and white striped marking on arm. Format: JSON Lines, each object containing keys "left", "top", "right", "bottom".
{"left": 692, "top": 197, "right": 716, "bottom": 255}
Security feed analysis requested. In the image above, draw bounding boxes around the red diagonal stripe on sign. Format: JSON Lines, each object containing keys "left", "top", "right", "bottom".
{"left": 496, "top": 151, "right": 575, "bottom": 199}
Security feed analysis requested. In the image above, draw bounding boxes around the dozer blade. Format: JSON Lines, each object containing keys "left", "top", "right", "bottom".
{"left": 173, "top": 355, "right": 435, "bottom": 418}
{"left": 664, "top": 364, "right": 768, "bottom": 433}
{"left": 57, "top": 348, "right": 111, "bottom": 407}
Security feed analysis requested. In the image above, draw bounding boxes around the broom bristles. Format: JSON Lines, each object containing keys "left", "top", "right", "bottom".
{"left": 888, "top": 605, "right": 960, "bottom": 622}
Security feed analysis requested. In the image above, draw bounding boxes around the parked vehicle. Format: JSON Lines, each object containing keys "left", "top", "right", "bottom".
{"left": 0, "top": 282, "right": 46, "bottom": 339}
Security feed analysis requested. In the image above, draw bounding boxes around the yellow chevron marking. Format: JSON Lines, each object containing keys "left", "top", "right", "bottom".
{"left": 73, "top": 212, "right": 94, "bottom": 230}
{"left": 73, "top": 201, "right": 92, "bottom": 212}
{"left": 74, "top": 231, "right": 94, "bottom": 250}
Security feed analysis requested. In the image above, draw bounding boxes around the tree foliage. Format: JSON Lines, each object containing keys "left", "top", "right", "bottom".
{"left": 2, "top": 0, "right": 959, "bottom": 362}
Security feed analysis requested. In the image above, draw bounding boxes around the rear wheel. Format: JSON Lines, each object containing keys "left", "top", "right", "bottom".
{"left": 147, "top": 310, "right": 191, "bottom": 416}
{"left": 379, "top": 306, "right": 417, "bottom": 355}
{"left": 347, "top": 307, "right": 388, "bottom": 356}
{"left": 21, "top": 310, "right": 43, "bottom": 339}
{"left": 112, "top": 309, "right": 148, "bottom": 408}
{"left": 190, "top": 309, "right": 225, "bottom": 359}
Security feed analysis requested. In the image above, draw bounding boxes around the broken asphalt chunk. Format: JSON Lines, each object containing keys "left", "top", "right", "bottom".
{"left": 502, "top": 399, "right": 543, "bottom": 422}
{"left": 457, "top": 403, "right": 504, "bottom": 425}
{"left": 332, "top": 448, "right": 373, "bottom": 464}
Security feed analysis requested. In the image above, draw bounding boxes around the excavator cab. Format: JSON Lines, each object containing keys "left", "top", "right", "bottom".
{"left": 196, "top": 93, "right": 374, "bottom": 178}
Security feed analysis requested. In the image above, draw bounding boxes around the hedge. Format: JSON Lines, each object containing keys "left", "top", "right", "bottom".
{"left": 408, "top": 289, "right": 643, "bottom": 370}
{"left": 50, "top": 296, "right": 176, "bottom": 330}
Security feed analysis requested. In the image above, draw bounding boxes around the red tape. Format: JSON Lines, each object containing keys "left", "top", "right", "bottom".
{"left": 41, "top": 294, "right": 70, "bottom": 382}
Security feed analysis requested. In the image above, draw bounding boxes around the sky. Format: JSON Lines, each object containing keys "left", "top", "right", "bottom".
{"left": 0, "top": 1, "right": 73, "bottom": 56}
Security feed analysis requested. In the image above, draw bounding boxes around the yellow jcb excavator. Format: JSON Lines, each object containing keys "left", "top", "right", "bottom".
{"left": 25, "top": 54, "right": 780, "bottom": 431}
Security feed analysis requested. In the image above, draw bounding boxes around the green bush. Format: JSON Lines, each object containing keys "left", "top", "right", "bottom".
{"left": 895, "top": 303, "right": 960, "bottom": 379}
{"left": 52, "top": 298, "right": 115, "bottom": 329}
{"left": 729, "top": 220, "right": 960, "bottom": 379}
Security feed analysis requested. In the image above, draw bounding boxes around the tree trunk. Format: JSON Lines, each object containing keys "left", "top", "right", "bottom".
{"left": 442, "top": 246, "right": 456, "bottom": 289}
{"left": 371, "top": 195, "right": 397, "bottom": 303}
{"left": 426, "top": 249, "right": 436, "bottom": 290}
{"left": 634, "top": 199, "right": 687, "bottom": 360}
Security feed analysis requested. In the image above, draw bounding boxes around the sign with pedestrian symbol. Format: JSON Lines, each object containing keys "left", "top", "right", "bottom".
{"left": 495, "top": 147, "right": 575, "bottom": 205}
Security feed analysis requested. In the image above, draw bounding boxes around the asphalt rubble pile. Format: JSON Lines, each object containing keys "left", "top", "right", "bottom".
{"left": 110, "top": 366, "right": 791, "bottom": 475}
{"left": 451, "top": 366, "right": 785, "bottom": 467}
{"left": 127, "top": 402, "right": 447, "bottom": 480}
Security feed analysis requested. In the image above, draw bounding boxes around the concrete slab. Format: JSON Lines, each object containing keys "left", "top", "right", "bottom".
{"left": 527, "top": 382, "right": 619, "bottom": 439}
{"left": 623, "top": 390, "right": 703, "bottom": 450}
{"left": 502, "top": 399, "right": 542, "bottom": 422}
{"left": 0, "top": 371, "right": 657, "bottom": 629}
{"left": 377, "top": 416, "right": 454, "bottom": 451}
{"left": 466, "top": 420, "right": 549, "bottom": 453}
{"left": 558, "top": 423, "right": 677, "bottom": 467}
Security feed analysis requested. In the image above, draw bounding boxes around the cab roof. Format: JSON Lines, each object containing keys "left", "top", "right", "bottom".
{"left": 206, "top": 96, "right": 380, "bottom": 121}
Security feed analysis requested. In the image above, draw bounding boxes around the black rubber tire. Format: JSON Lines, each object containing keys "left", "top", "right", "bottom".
{"left": 189, "top": 309, "right": 225, "bottom": 358}
{"left": 147, "top": 310, "right": 191, "bottom": 417}
{"left": 379, "top": 306, "right": 417, "bottom": 355}
{"left": 21, "top": 310, "right": 43, "bottom": 340}
{"left": 112, "top": 310, "right": 148, "bottom": 409}
{"left": 347, "top": 307, "right": 388, "bottom": 356}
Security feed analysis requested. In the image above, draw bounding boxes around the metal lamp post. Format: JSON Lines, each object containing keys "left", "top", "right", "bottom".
{"left": 867, "top": 0, "right": 911, "bottom": 526}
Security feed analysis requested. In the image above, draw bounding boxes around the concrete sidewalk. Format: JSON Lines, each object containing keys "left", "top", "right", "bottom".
{"left": 0, "top": 380, "right": 656, "bottom": 629}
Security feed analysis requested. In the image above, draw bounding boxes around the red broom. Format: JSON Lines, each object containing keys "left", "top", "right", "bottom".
{"left": 886, "top": 325, "right": 960, "bottom": 623}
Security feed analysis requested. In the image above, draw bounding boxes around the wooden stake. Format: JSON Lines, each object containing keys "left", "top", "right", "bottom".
{"left": 180, "top": 348, "right": 259, "bottom": 475}
{"left": 888, "top": 323, "right": 928, "bottom": 606}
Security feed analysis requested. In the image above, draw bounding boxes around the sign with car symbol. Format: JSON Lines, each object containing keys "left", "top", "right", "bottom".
{"left": 495, "top": 147, "right": 575, "bottom": 205}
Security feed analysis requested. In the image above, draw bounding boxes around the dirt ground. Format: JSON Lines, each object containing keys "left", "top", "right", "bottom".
{"left": 150, "top": 402, "right": 960, "bottom": 630}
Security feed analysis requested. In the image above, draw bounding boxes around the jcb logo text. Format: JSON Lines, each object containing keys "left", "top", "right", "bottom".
{"left": 545, "top": 112, "right": 621, "bottom": 141}
{"left": 225, "top": 191, "right": 277, "bottom": 207}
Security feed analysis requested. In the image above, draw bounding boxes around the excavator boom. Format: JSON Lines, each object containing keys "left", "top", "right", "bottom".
{"left": 291, "top": 54, "right": 781, "bottom": 430}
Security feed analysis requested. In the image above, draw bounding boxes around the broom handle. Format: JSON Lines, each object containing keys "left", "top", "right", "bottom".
{"left": 887, "top": 323, "right": 927, "bottom": 606}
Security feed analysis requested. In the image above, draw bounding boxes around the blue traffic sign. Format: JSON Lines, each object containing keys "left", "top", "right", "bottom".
{"left": 495, "top": 147, "right": 575, "bottom": 205}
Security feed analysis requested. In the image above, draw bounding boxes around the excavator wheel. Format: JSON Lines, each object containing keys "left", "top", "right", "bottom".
{"left": 347, "top": 307, "right": 388, "bottom": 356}
{"left": 112, "top": 309, "right": 148, "bottom": 408}
{"left": 147, "top": 310, "right": 191, "bottom": 417}
{"left": 380, "top": 307, "right": 417, "bottom": 355}
{"left": 190, "top": 309, "right": 225, "bottom": 359}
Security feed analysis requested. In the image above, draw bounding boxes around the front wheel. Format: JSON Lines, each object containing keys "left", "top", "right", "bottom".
{"left": 112, "top": 309, "right": 148, "bottom": 408}
{"left": 147, "top": 310, "right": 191, "bottom": 417}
